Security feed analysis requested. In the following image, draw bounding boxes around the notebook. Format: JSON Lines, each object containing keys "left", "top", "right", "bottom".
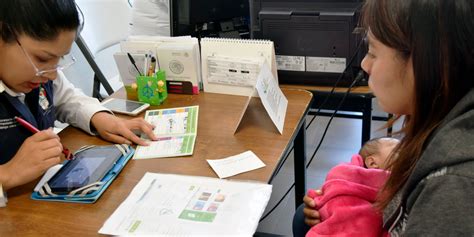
{"left": 200, "top": 38, "right": 278, "bottom": 96}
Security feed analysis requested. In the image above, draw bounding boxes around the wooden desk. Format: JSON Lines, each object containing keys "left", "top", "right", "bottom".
{"left": 0, "top": 88, "right": 312, "bottom": 236}
{"left": 281, "top": 84, "right": 375, "bottom": 145}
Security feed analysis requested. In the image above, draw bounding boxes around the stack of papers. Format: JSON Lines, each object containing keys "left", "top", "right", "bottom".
{"left": 99, "top": 172, "right": 272, "bottom": 236}
{"left": 134, "top": 106, "right": 199, "bottom": 159}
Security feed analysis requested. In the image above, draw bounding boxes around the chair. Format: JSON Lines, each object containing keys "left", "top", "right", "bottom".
{"left": 75, "top": 0, "right": 132, "bottom": 100}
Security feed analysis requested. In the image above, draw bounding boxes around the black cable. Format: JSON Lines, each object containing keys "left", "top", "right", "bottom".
{"left": 268, "top": 38, "right": 365, "bottom": 184}
{"left": 306, "top": 72, "right": 364, "bottom": 169}
{"left": 304, "top": 39, "right": 365, "bottom": 130}
{"left": 259, "top": 73, "right": 364, "bottom": 223}
{"left": 260, "top": 183, "right": 295, "bottom": 222}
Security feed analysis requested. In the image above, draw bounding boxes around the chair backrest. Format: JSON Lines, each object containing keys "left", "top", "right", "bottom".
{"left": 130, "top": 0, "right": 170, "bottom": 36}
{"left": 71, "top": 0, "right": 132, "bottom": 99}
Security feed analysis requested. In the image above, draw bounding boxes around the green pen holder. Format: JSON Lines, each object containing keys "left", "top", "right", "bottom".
{"left": 136, "top": 70, "right": 168, "bottom": 106}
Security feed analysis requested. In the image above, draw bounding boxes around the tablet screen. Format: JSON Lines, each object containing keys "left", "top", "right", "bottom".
{"left": 103, "top": 99, "right": 146, "bottom": 113}
{"left": 48, "top": 146, "right": 122, "bottom": 193}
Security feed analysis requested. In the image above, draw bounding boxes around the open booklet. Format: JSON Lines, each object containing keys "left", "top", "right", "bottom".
{"left": 134, "top": 106, "right": 199, "bottom": 159}
{"left": 99, "top": 172, "right": 272, "bottom": 236}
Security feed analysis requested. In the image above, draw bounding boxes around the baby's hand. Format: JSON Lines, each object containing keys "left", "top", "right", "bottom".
{"left": 303, "top": 189, "right": 323, "bottom": 226}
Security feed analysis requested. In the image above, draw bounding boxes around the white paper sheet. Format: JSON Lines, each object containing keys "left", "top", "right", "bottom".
{"left": 255, "top": 63, "right": 288, "bottom": 134}
{"left": 207, "top": 151, "right": 266, "bottom": 179}
{"left": 99, "top": 172, "right": 272, "bottom": 236}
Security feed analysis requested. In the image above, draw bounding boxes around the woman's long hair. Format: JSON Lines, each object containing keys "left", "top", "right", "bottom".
{"left": 362, "top": 0, "right": 474, "bottom": 209}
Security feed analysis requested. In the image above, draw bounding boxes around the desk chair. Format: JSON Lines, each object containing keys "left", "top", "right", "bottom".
{"left": 75, "top": 0, "right": 132, "bottom": 100}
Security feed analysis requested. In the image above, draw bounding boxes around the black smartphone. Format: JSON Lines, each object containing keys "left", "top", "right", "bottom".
{"left": 47, "top": 146, "right": 123, "bottom": 194}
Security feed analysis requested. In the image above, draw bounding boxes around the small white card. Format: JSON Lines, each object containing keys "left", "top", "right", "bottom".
{"left": 255, "top": 63, "right": 288, "bottom": 134}
{"left": 207, "top": 151, "right": 266, "bottom": 179}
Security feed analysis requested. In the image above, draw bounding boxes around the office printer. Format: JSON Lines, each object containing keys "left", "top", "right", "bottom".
{"left": 250, "top": 0, "right": 367, "bottom": 86}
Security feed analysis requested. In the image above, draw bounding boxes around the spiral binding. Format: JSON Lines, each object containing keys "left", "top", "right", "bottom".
{"left": 201, "top": 37, "right": 273, "bottom": 45}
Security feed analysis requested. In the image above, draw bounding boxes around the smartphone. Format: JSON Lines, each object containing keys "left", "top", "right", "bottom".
{"left": 47, "top": 146, "right": 123, "bottom": 194}
{"left": 102, "top": 98, "right": 150, "bottom": 116}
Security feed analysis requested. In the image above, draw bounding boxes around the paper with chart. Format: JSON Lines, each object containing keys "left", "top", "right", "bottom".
{"left": 200, "top": 37, "right": 278, "bottom": 97}
{"left": 99, "top": 172, "right": 272, "bottom": 236}
{"left": 255, "top": 63, "right": 288, "bottom": 134}
{"left": 134, "top": 106, "right": 199, "bottom": 159}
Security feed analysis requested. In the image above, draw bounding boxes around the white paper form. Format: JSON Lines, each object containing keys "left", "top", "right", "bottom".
{"left": 99, "top": 172, "right": 272, "bottom": 236}
{"left": 134, "top": 106, "right": 199, "bottom": 159}
{"left": 207, "top": 55, "right": 263, "bottom": 87}
{"left": 207, "top": 151, "right": 266, "bottom": 179}
{"left": 255, "top": 63, "right": 288, "bottom": 134}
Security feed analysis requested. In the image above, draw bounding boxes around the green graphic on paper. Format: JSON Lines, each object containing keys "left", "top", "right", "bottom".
{"left": 128, "top": 220, "right": 142, "bottom": 233}
{"left": 178, "top": 210, "right": 217, "bottom": 222}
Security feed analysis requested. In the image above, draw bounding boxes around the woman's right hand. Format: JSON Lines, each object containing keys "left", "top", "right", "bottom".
{"left": 0, "top": 129, "right": 62, "bottom": 190}
{"left": 303, "top": 189, "right": 323, "bottom": 226}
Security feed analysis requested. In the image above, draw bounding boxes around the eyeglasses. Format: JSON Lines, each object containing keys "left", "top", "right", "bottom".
{"left": 16, "top": 40, "right": 76, "bottom": 77}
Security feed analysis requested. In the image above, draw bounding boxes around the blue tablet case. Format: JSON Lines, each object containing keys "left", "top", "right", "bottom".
{"left": 31, "top": 144, "right": 134, "bottom": 203}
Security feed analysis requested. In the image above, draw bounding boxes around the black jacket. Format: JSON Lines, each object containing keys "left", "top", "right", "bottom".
{"left": 0, "top": 81, "right": 55, "bottom": 164}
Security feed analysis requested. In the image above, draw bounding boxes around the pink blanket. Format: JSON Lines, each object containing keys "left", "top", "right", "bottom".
{"left": 306, "top": 154, "right": 389, "bottom": 237}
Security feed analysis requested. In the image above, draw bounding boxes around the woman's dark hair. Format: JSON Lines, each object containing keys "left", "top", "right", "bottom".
{"left": 0, "top": 0, "right": 81, "bottom": 42}
{"left": 362, "top": 0, "right": 474, "bottom": 209}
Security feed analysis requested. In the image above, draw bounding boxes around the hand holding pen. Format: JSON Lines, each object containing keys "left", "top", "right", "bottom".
{"left": 1, "top": 118, "right": 64, "bottom": 190}
{"left": 15, "top": 116, "right": 74, "bottom": 160}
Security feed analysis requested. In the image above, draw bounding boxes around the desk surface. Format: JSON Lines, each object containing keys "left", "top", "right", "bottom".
{"left": 0, "top": 88, "right": 312, "bottom": 236}
{"left": 280, "top": 84, "right": 372, "bottom": 94}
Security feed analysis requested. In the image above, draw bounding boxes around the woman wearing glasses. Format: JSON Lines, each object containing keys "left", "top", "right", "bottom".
{"left": 0, "top": 0, "right": 157, "bottom": 193}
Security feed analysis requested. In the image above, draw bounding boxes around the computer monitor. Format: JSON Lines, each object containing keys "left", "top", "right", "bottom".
{"left": 250, "top": 0, "right": 367, "bottom": 86}
{"left": 170, "top": 0, "right": 251, "bottom": 39}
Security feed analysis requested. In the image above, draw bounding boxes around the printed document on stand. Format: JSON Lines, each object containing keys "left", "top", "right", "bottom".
{"left": 255, "top": 63, "right": 288, "bottom": 134}
{"left": 99, "top": 172, "right": 272, "bottom": 236}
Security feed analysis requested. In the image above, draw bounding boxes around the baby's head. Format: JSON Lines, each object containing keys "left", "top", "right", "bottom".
{"left": 358, "top": 137, "right": 400, "bottom": 169}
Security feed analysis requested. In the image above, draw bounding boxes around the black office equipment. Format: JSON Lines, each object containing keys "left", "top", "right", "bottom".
{"left": 250, "top": 0, "right": 367, "bottom": 86}
{"left": 170, "top": 0, "right": 251, "bottom": 39}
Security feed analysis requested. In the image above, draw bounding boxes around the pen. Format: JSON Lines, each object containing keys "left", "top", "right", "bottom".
{"left": 127, "top": 53, "right": 143, "bottom": 76}
{"left": 15, "top": 116, "right": 74, "bottom": 160}
{"left": 148, "top": 57, "right": 156, "bottom": 76}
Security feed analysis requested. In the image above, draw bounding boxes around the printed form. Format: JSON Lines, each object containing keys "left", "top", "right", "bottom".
{"left": 255, "top": 63, "right": 288, "bottom": 134}
{"left": 134, "top": 106, "right": 199, "bottom": 159}
{"left": 99, "top": 172, "right": 272, "bottom": 236}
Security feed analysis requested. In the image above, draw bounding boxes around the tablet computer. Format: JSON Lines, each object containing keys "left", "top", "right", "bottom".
{"left": 47, "top": 146, "right": 123, "bottom": 194}
{"left": 102, "top": 98, "right": 150, "bottom": 116}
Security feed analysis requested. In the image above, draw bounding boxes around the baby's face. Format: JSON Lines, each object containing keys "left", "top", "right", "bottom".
{"left": 366, "top": 138, "right": 399, "bottom": 169}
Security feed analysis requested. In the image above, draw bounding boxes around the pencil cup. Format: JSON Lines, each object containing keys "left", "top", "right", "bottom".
{"left": 136, "top": 70, "right": 168, "bottom": 105}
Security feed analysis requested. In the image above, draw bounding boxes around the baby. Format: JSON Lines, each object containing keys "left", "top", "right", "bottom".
{"left": 305, "top": 137, "right": 399, "bottom": 237}
{"left": 359, "top": 137, "right": 400, "bottom": 169}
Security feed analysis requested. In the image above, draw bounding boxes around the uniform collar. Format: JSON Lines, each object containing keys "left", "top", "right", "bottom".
{"left": 0, "top": 80, "right": 26, "bottom": 99}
